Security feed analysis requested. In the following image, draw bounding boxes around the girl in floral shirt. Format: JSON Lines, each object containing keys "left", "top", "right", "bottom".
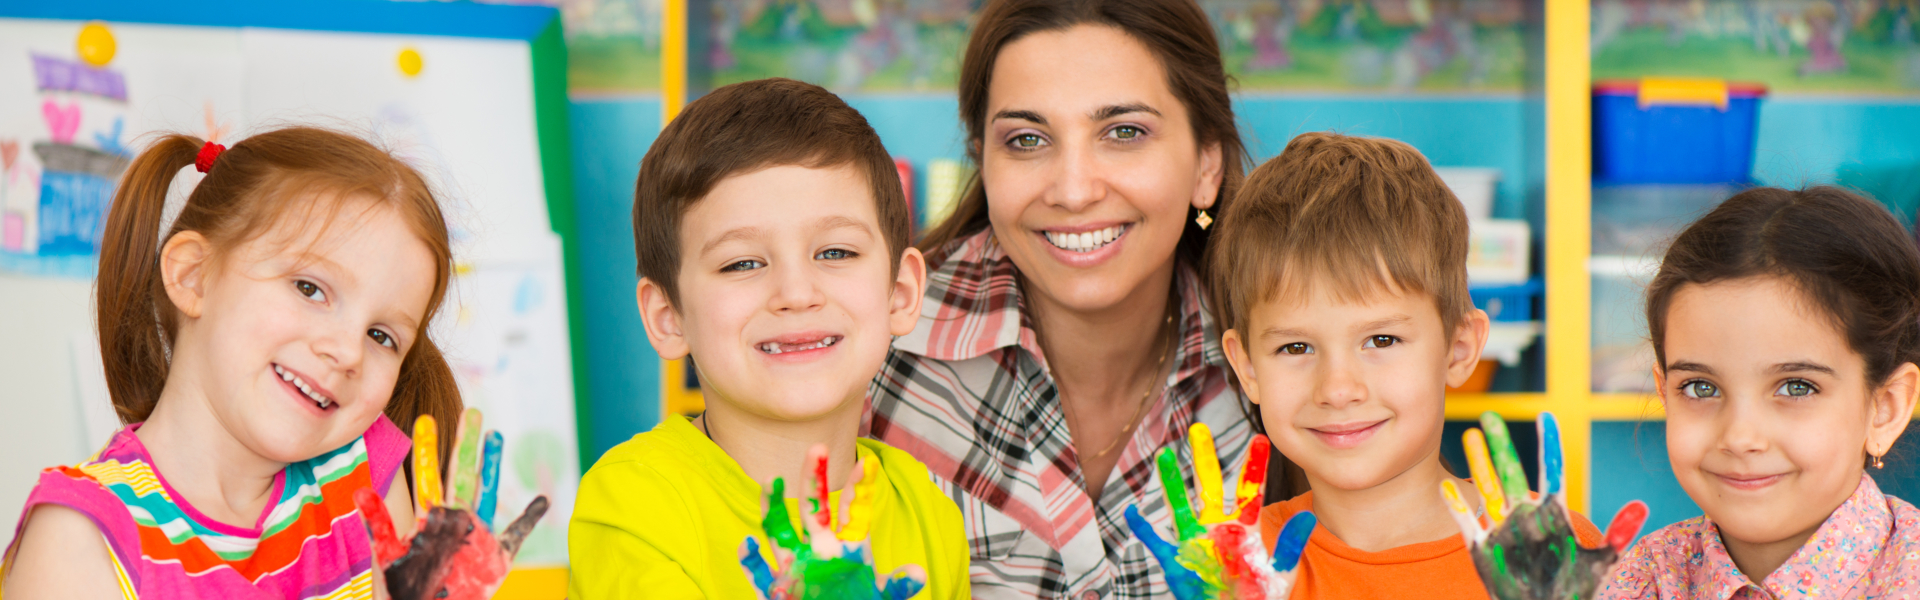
{"left": 1597, "top": 186, "right": 1920, "bottom": 600}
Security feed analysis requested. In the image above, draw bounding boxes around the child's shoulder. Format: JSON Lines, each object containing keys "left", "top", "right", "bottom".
{"left": 582, "top": 416, "right": 710, "bottom": 483}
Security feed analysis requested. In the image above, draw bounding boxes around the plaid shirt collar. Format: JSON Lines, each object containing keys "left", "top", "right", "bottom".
{"left": 892, "top": 229, "right": 1230, "bottom": 378}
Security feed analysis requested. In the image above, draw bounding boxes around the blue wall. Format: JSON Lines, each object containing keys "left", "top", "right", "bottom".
{"left": 569, "top": 97, "right": 662, "bottom": 462}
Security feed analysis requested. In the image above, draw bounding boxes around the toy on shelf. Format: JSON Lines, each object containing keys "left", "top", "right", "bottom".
{"left": 353, "top": 410, "right": 552, "bottom": 600}
{"left": 1444, "top": 412, "right": 1650, "bottom": 600}
{"left": 738, "top": 445, "right": 927, "bottom": 600}
{"left": 1125, "top": 424, "right": 1316, "bottom": 600}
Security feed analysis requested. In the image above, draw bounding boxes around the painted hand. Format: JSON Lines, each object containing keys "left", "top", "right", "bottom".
{"left": 353, "top": 409, "right": 551, "bottom": 600}
{"left": 1443, "top": 412, "right": 1649, "bottom": 600}
{"left": 1124, "top": 424, "right": 1316, "bottom": 600}
{"left": 737, "top": 445, "right": 927, "bottom": 600}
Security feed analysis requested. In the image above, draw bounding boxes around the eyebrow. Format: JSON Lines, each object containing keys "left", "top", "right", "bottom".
{"left": 991, "top": 109, "right": 1046, "bottom": 126}
{"left": 700, "top": 226, "right": 765, "bottom": 255}
{"left": 1768, "top": 361, "right": 1835, "bottom": 375}
{"left": 1092, "top": 102, "right": 1159, "bottom": 121}
{"left": 1665, "top": 361, "right": 1715, "bottom": 375}
{"left": 1357, "top": 315, "right": 1413, "bottom": 332}
{"left": 812, "top": 215, "right": 873, "bottom": 237}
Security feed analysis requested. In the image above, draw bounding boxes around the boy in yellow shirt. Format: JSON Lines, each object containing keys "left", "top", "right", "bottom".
{"left": 568, "top": 78, "right": 967, "bottom": 599}
{"left": 1209, "top": 132, "right": 1603, "bottom": 600}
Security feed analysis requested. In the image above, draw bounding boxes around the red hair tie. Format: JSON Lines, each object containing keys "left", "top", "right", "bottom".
{"left": 195, "top": 141, "right": 226, "bottom": 173}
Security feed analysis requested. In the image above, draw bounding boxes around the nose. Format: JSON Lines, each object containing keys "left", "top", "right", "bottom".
{"left": 1315, "top": 353, "right": 1367, "bottom": 410}
{"left": 1717, "top": 397, "right": 1771, "bottom": 456}
{"left": 312, "top": 321, "right": 364, "bottom": 375}
{"left": 767, "top": 261, "right": 826, "bottom": 314}
{"left": 1045, "top": 138, "right": 1108, "bottom": 213}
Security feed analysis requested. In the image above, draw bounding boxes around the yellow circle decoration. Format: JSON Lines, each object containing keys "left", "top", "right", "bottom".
{"left": 397, "top": 47, "right": 423, "bottom": 78}
{"left": 77, "top": 22, "right": 117, "bottom": 67}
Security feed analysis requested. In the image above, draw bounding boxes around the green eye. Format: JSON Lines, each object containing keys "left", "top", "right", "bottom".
{"left": 1111, "top": 126, "right": 1142, "bottom": 140}
{"left": 1012, "top": 134, "right": 1044, "bottom": 149}
{"left": 1681, "top": 380, "right": 1719, "bottom": 399}
{"left": 1776, "top": 379, "right": 1816, "bottom": 397}
{"left": 1279, "top": 343, "right": 1312, "bottom": 356}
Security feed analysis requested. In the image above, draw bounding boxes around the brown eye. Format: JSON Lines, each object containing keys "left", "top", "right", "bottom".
{"left": 369, "top": 329, "right": 396, "bottom": 350}
{"left": 1364, "top": 335, "right": 1398, "bottom": 349}
{"left": 295, "top": 280, "right": 326, "bottom": 302}
{"left": 1279, "top": 343, "right": 1312, "bottom": 355}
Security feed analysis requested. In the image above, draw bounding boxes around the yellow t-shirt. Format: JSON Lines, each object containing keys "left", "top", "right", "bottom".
{"left": 568, "top": 416, "right": 969, "bottom": 599}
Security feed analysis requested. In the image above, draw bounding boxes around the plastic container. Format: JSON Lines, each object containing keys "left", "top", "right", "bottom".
{"left": 1593, "top": 79, "right": 1766, "bottom": 184}
{"left": 1470, "top": 278, "right": 1543, "bottom": 322}
{"left": 1435, "top": 167, "right": 1500, "bottom": 220}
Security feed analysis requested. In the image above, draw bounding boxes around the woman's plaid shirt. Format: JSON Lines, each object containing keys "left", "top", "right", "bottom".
{"left": 864, "top": 231, "right": 1255, "bottom": 599}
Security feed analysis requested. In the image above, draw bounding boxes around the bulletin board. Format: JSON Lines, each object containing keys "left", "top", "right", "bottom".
{"left": 0, "top": 0, "right": 588, "bottom": 575}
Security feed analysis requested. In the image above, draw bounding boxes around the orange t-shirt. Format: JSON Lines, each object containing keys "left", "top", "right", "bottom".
{"left": 1258, "top": 491, "right": 1606, "bottom": 600}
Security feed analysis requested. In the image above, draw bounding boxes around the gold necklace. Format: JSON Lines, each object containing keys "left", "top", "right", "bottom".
{"left": 1065, "top": 309, "right": 1176, "bottom": 463}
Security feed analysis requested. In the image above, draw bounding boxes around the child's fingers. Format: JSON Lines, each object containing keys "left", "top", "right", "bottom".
{"left": 835, "top": 456, "right": 874, "bottom": 542}
{"left": 1478, "top": 412, "right": 1530, "bottom": 509}
{"left": 446, "top": 408, "right": 486, "bottom": 510}
{"left": 1604, "top": 500, "right": 1650, "bottom": 551}
{"left": 477, "top": 431, "right": 504, "bottom": 529}
{"left": 879, "top": 565, "right": 927, "bottom": 600}
{"left": 1124, "top": 505, "right": 1207, "bottom": 600}
{"left": 1538, "top": 413, "right": 1565, "bottom": 502}
{"left": 1463, "top": 428, "right": 1508, "bottom": 524}
{"left": 1234, "top": 436, "right": 1271, "bottom": 526}
{"left": 1188, "top": 423, "right": 1228, "bottom": 524}
{"left": 1439, "top": 480, "right": 1487, "bottom": 545}
{"left": 412, "top": 415, "right": 443, "bottom": 515}
{"left": 496, "top": 496, "right": 549, "bottom": 558}
{"left": 353, "top": 487, "right": 409, "bottom": 566}
{"left": 1269, "top": 510, "right": 1316, "bottom": 573}
{"left": 738, "top": 537, "right": 778, "bottom": 599}
{"left": 760, "top": 478, "right": 805, "bottom": 553}
{"left": 804, "top": 445, "right": 833, "bottom": 530}
{"left": 1153, "top": 448, "right": 1205, "bottom": 541}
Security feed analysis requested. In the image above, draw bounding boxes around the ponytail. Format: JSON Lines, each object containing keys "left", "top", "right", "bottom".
{"left": 90, "top": 126, "right": 464, "bottom": 475}
{"left": 95, "top": 134, "right": 204, "bottom": 424}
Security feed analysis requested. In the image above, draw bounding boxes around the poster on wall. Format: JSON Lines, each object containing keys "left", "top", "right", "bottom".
{"left": 1593, "top": 0, "right": 1920, "bottom": 94}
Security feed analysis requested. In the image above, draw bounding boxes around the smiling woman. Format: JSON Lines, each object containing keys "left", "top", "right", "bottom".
{"left": 863, "top": 0, "right": 1273, "bottom": 597}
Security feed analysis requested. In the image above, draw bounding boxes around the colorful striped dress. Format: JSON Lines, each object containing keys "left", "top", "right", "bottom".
{"left": 4, "top": 415, "right": 409, "bottom": 599}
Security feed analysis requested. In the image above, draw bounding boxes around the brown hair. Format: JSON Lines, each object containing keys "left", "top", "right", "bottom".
{"left": 95, "top": 127, "right": 463, "bottom": 470}
{"left": 631, "top": 77, "right": 911, "bottom": 306}
{"left": 1209, "top": 132, "right": 1472, "bottom": 343}
{"left": 1646, "top": 186, "right": 1920, "bottom": 386}
{"left": 914, "top": 0, "right": 1247, "bottom": 267}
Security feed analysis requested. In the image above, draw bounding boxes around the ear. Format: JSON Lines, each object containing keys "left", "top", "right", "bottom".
{"left": 1442, "top": 309, "right": 1491, "bottom": 388}
{"left": 1867, "top": 361, "right": 1918, "bottom": 460}
{"left": 1192, "top": 141, "right": 1223, "bottom": 211}
{"left": 1651, "top": 364, "right": 1669, "bottom": 408}
{"left": 1221, "top": 328, "right": 1261, "bottom": 405}
{"left": 636, "top": 277, "right": 690, "bottom": 360}
{"left": 160, "top": 231, "right": 213, "bottom": 319}
{"left": 888, "top": 247, "right": 929, "bottom": 337}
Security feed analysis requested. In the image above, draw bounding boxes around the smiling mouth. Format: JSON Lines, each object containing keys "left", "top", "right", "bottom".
{"left": 1714, "top": 473, "right": 1786, "bottom": 491}
{"left": 1308, "top": 419, "right": 1386, "bottom": 449}
{"left": 757, "top": 336, "right": 843, "bottom": 355}
{"left": 274, "top": 364, "right": 335, "bottom": 409}
{"left": 1043, "top": 224, "right": 1128, "bottom": 253}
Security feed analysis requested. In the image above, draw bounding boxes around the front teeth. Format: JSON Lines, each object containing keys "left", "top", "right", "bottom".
{"left": 274, "top": 364, "right": 333, "bottom": 409}
{"left": 1044, "top": 225, "right": 1127, "bottom": 253}
{"left": 758, "top": 336, "right": 842, "bottom": 355}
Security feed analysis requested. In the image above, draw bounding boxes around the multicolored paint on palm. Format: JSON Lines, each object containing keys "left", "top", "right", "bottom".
{"left": 738, "top": 445, "right": 926, "bottom": 600}
{"left": 1124, "top": 424, "right": 1316, "bottom": 600}
{"left": 1443, "top": 412, "right": 1651, "bottom": 600}
{"left": 358, "top": 409, "right": 551, "bottom": 600}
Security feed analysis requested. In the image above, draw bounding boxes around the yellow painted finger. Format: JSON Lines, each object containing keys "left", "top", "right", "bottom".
{"left": 1463, "top": 428, "right": 1506, "bottom": 524}
{"left": 1189, "top": 423, "right": 1228, "bottom": 524}
{"left": 412, "top": 415, "right": 442, "bottom": 514}
{"left": 1440, "top": 480, "right": 1486, "bottom": 542}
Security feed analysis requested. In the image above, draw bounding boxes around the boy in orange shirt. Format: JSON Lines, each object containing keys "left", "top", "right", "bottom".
{"left": 1208, "top": 132, "right": 1604, "bottom": 599}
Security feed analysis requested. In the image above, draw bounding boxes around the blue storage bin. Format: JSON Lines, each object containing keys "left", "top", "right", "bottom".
{"left": 1593, "top": 79, "right": 1766, "bottom": 184}
{"left": 1470, "top": 278, "right": 1543, "bottom": 322}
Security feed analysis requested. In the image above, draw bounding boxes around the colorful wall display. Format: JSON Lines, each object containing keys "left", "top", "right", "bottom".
{"left": 1593, "top": 0, "right": 1920, "bottom": 94}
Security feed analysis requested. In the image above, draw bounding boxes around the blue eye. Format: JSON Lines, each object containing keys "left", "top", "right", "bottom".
{"left": 295, "top": 280, "right": 327, "bottom": 302}
{"left": 817, "top": 248, "right": 856, "bottom": 261}
{"left": 1680, "top": 380, "right": 1719, "bottom": 399}
{"left": 1279, "top": 342, "right": 1312, "bottom": 356}
{"left": 722, "top": 259, "right": 764, "bottom": 273}
{"left": 1363, "top": 335, "right": 1399, "bottom": 349}
{"left": 1775, "top": 379, "right": 1816, "bottom": 397}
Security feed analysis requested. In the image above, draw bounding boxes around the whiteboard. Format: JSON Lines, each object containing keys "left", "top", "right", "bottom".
{"left": 0, "top": 17, "right": 577, "bottom": 567}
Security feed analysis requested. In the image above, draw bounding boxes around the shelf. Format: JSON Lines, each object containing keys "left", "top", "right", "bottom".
{"left": 1442, "top": 393, "right": 1549, "bottom": 419}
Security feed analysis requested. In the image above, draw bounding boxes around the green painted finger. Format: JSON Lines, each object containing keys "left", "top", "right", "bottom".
{"left": 760, "top": 478, "right": 806, "bottom": 554}
{"left": 446, "top": 408, "right": 485, "bottom": 509}
{"left": 1155, "top": 448, "right": 1204, "bottom": 541}
{"left": 1478, "top": 412, "right": 1530, "bottom": 508}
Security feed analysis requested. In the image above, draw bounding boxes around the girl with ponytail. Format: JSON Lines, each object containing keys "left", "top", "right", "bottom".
{"left": 1, "top": 127, "right": 463, "bottom": 599}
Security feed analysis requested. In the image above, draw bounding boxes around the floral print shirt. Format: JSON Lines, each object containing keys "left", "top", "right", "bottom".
{"left": 1596, "top": 474, "right": 1920, "bottom": 600}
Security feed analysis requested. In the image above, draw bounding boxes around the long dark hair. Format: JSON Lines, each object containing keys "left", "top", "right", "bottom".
{"left": 1647, "top": 186, "right": 1920, "bottom": 387}
{"left": 915, "top": 0, "right": 1248, "bottom": 270}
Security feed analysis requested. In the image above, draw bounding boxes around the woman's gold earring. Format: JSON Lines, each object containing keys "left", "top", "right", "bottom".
{"left": 1872, "top": 453, "right": 1886, "bottom": 469}
{"left": 1195, "top": 209, "right": 1213, "bottom": 230}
